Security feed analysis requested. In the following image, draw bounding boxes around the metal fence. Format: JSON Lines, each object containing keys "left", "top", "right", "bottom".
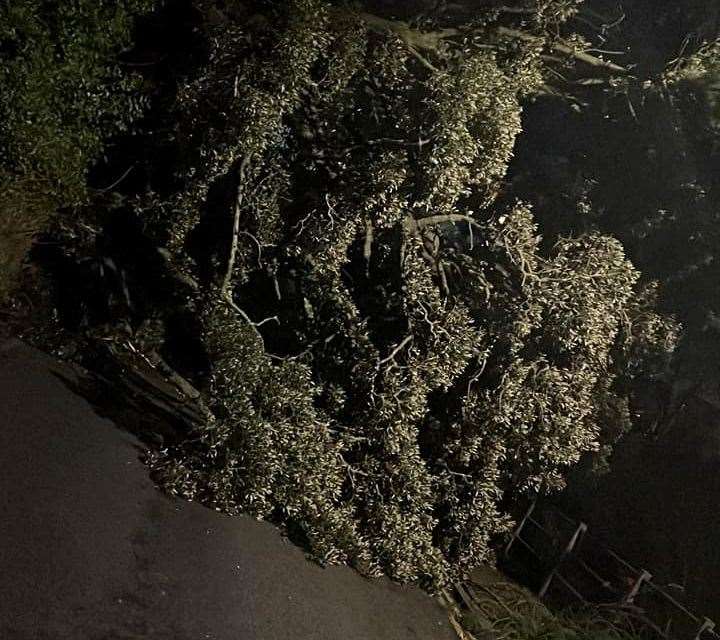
{"left": 501, "top": 500, "right": 717, "bottom": 640}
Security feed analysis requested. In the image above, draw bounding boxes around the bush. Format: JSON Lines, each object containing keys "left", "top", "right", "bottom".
{"left": 0, "top": 0, "right": 153, "bottom": 298}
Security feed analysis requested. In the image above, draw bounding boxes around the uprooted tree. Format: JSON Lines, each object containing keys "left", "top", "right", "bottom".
{"left": 8, "top": 0, "right": 679, "bottom": 588}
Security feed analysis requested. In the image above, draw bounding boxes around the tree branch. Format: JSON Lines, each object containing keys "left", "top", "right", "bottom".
{"left": 364, "top": 219, "right": 374, "bottom": 275}
{"left": 496, "top": 27, "right": 629, "bottom": 75}
{"left": 415, "top": 213, "right": 484, "bottom": 229}
{"left": 355, "top": 11, "right": 629, "bottom": 76}
{"left": 222, "top": 155, "right": 251, "bottom": 298}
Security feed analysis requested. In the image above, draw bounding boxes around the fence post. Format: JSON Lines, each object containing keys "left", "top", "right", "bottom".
{"left": 696, "top": 618, "right": 716, "bottom": 640}
{"left": 505, "top": 498, "right": 536, "bottom": 557}
{"left": 539, "top": 521, "right": 587, "bottom": 599}
{"left": 622, "top": 569, "right": 652, "bottom": 605}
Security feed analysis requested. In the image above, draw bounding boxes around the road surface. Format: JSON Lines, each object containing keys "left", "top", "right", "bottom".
{"left": 0, "top": 338, "right": 455, "bottom": 640}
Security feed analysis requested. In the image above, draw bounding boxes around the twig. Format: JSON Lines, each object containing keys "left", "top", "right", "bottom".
{"left": 571, "top": 77, "right": 609, "bottom": 86}
{"left": 254, "top": 315, "right": 279, "bottom": 327}
{"left": 224, "top": 296, "right": 254, "bottom": 325}
{"left": 364, "top": 219, "right": 374, "bottom": 275}
{"left": 222, "top": 294, "right": 279, "bottom": 354}
{"left": 377, "top": 335, "right": 413, "bottom": 368}
{"left": 269, "top": 260, "right": 282, "bottom": 300}
{"left": 238, "top": 230, "right": 263, "bottom": 268}
{"left": 626, "top": 89, "right": 638, "bottom": 121}
{"left": 97, "top": 166, "right": 135, "bottom": 193}
{"left": 585, "top": 48, "right": 627, "bottom": 56}
{"left": 406, "top": 43, "right": 440, "bottom": 73}
{"left": 496, "top": 5, "right": 535, "bottom": 14}
{"left": 438, "top": 260, "right": 451, "bottom": 297}
{"left": 365, "top": 136, "right": 432, "bottom": 148}
{"left": 466, "top": 356, "right": 488, "bottom": 397}
{"left": 604, "top": 10, "right": 627, "bottom": 32}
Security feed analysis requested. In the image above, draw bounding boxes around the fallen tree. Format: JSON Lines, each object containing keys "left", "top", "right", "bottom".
{"left": 10, "top": 0, "right": 678, "bottom": 588}
{"left": 131, "top": 0, "right": 676, "bottom": 587}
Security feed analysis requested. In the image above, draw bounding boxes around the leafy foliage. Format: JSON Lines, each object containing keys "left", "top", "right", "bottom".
{"left": 507, "top": 1, "right": 718, "bottom": 398}
{"left": 0, "top": 0, "right": 153, "bottom": 297}
{"left": 136, "top": 0, "right": 676, "bottom": 587}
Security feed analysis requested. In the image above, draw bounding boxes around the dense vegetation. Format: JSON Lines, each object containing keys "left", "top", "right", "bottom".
{"left": 135, "top": 0, "right": 676, "bottom": 586}
{"left": 4, "top": 0, "right": 717, "bottom": 591}
{"left": 0, "top": 0, "right": 154, "bottom": 297}
{"left": 507, "top": 0, "right": 720, "bottom": 432}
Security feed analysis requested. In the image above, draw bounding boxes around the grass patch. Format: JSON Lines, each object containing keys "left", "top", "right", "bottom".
{"left": 453, "top": 566, "right": 653, "bottom": 640}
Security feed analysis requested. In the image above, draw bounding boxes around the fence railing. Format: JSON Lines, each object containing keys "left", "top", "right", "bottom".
{"left": 501, "top": 500, "right": 717, "bottom": 640}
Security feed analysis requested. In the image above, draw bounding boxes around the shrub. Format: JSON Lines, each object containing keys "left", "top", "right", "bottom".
{"left": 0, "top": 0, "right": 153, "bottom": 298}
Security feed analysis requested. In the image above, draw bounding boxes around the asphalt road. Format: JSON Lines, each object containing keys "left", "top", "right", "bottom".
{"left": 0, "top": 339, "right": 455, "bottom": 640}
